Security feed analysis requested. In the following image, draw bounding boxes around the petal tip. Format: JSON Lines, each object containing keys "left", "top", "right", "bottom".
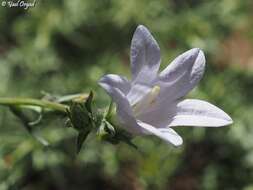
{"left": 98, "top": 77, "right": 104, "bottom": 85}
{"left": 173, "top": 136, "right": 183, "bottom": 147}
{"left": 135, "top": 25, "right": 151, "bottom": 36}
{"left": 178, "top": 48, "right": 202, "bottom": 63}
{"left": 189, "top": 47, "right": 200, "bottom": 54}
{"left": 98, "top": 76, "right": 106, "bottom": 86}
{"left": 136, "top": 24, "right": 147, "bottom": 30}
{"left": 193, "top": 47, "right": 200, "bottom": 52}
{"left": 225, "top": 115, "right": 233, "bottom": 126}
{"left": 219, "top": 110, "right": 233, "bottom": 126}
{"left": 189, "top": 48, "right": 205, "bottom": 58}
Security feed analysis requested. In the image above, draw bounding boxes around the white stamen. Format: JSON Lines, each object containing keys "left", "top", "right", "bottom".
{"left": 132, "top": 85, "right": 160, "bottom": 116}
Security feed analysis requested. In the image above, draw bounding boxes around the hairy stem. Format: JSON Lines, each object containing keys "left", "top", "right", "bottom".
{"left": 0, "top": 97, "right": 68, "bottom": 113}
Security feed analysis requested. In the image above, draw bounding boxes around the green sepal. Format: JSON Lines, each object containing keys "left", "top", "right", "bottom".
{"left": 85, "top": 91, "right": 93, "bottom": 114}
{"left": 66, "top": 91, "right": 95, "bottom": 153}
{"left": 65, "top": 118, "right": 73, "bottom": 128}
{"left": 66, "top": 102, "right": 91, "bottom": 132}
{"left": 66, "top": 102, "right": 93, "bottom": 153}
{"left": 104, "top": 99, "right": 113, "bottom": 120}
{"left": 76, "top": 130, "right": 90, "bottom": 154}
{"left": 116, "top": 129, "right": 138, "bottom": 150}
{"left": 97, "top": 119, "right": 138, "bottom": 149}
{"left": 97, "top": 120, "right": 116, "bottom": 141}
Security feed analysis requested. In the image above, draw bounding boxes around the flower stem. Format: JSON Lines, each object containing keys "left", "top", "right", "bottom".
{"left": 0, "top": 97, "right": 68, "bottom": 113}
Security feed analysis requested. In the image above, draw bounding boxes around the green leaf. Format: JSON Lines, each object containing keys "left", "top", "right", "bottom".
{"left": 9, "top": 106, "right": 32, "bottom": 132}
{"left": 56, "top": 93, "right": 89, "bottom": 103}
{"left": 41, "top": 91, "right": 89, "bottom": 104}
{"left": 9, "top": 106, "right": 49, "bottom": 146}
{"left": 28, "top": 113, "right": 43, "bottom": 126}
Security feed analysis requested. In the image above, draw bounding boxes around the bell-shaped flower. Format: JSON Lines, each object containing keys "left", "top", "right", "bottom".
{"left": 98, "top": 25, "right": 233, "bottom": 146}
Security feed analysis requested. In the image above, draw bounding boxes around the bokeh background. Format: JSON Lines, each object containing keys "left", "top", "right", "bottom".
{"left": 0, "top": 0, "right": 253, "bottom": 189}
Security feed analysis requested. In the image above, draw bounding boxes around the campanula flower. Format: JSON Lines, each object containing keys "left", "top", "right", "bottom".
{"left": 99, "top": 25, "right": 233, "bottom": 146}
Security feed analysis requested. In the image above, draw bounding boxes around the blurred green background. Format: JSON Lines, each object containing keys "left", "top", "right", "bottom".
{"left": 0, "top": 0, "right": 253, "bottom": 189}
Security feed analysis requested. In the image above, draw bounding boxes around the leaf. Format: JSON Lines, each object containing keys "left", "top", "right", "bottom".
{"left": 56, "top": 93, "right": 89, "bottom": 103}
{"left": 33, "top": 133, "right": 49, "bottom": 146}
{"left": 9, "top": 106, "right": 32, "bottom": 132}
{"left": 9, "top": 106, "right": 49, "bottom": 146}
{"left": 19, "top": 105, "right": 43, "bottom": 113}
{"left": 76, "top": 130, "right": 90, "bottom": 154}
{"left": 41, "top": 91, "right": 89, "bottom": 104}
{"left": 28, "top": 113, "right": 43, "bottom": 126}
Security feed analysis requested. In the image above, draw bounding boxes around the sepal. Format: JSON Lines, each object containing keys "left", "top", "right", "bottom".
{"left": 66, "top": 91, "right": 95, "bottom": 153}
{"left": 97, "top": 119, "right": 138, "bottom": 149}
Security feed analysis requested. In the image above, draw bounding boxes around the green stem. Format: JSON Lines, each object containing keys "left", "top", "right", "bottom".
{"left": 0, "top": 97, "right": 68, "bottom": 113}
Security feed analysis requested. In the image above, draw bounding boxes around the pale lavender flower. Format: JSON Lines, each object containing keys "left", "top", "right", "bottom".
{"left": 99, "top": 25, "right": 233, "bottom": 146}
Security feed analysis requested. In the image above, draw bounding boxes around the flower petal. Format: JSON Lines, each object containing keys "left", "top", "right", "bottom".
{"left": 137, "top": 121, "right": 183, "bottom": 146}
{"left": 168, "top": 99, "right": 233, "bottom": 127}
{"left": 158, "top": 48, "right": 205, "bottom": 102}
{"left": 136, "top": 100, "right": 177, "bottom": 128}
{"left": 99, "top": 74, "right": 131, "bottom": 95}
{"left": 131, "top": 25, "right": 161, "bottom": 84}
{"left": 126, "top": 83, "right": 152, "bottom": 106}
{"left": 98, "top": 80, "right": 141, "bottom": 133}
